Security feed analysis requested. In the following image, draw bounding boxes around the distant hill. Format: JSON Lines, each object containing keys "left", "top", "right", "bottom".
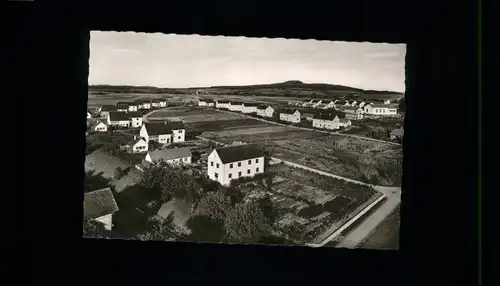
{"left": 89, "top": 81, "right": 404, "bottom": 101}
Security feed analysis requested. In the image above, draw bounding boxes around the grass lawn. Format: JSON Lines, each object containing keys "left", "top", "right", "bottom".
{"left": 358, "top": 205, "right": 400, "bottom": 249}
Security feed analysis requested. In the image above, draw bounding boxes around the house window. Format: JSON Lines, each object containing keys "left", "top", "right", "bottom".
{"left": 248, "top": 160, "right": 251, "bottom": 164}
{"left": 230, "top": 163, "right": 233, "bottom": 169}
{"left": 256, "top": 168, "right": 260, "bottom": 172}
{"left": 238, "top": 162, "right": 241, "bottom": 167}
{"left": 214, "top": 173, "right": 218, "bottom": 178}
{"left": 216, "top": 163, "right": 219, "bottom": 168}
{"left": 238, "top": 171, "right": 242, "bottom": 177}
{"left": 247, "top": 169, "right": 250, "bottom": 174}
{"left": 229, "top": 174, "right": 232, "bottom": 179}
{"left": 178, "top": 136, "right": 181, "bottom": 140}
{"left": 211, "top": 161, "right": 214, "bottom": 166}
{"left": 255, "top": 158, "right": 259, "bottom": 163}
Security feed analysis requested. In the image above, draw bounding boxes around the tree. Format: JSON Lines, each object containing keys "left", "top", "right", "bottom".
{"left": 257, "top": 196, "right": 279, "bottom": 224}
{"left": 84, "top": 170, "right": 111, "bottom": 193}
{"left": 83, "top": 220, "right": 107, "bottom": 238}
{"left": 114, "top": 167, "right": 125, "bottom": 180}
{"left": 398, "top": 97, "right": 405, "bottom": 112}
{"left": 185, "top": 215, "right": 225, "bottom": 243}
{"left": 224, "top": 202, "right": 271, "bottom": 243}
{"left": 136, "top": 213, "right": 179, "bottom": 241}
{"left": 194, "top": 191, "right": 232, "bottom": 222}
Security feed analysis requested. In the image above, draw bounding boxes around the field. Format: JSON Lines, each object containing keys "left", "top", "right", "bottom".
{"left": 201, "top": 125, "right": 402, "bottom": 186}
{"left": 235, "top": 163, "right": 379, "bottom": 243}
{"left": 147, "top": 106, "right": 246, "bottom": 123}
{"left": 358, "top": 206, "right": 400, "bottom": 249}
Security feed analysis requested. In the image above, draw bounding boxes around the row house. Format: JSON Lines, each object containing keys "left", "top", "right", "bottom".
{"left": 107, "top": 112, "right": 131, "bottom": 128}
{"left": 216, "top": 100, "right": 230, "bottom": 109}
{"left": 279, "top": 109, "right": 301, "bottom": 123}
{"left": 256, "top": 105, "right": 275, "bottom": 118}
{"left": 312, "top": 113, "right": 341, "bottom": 130}
{"left": 151, "top": 100, "right": 162, "bottom": 109}
{"left": 341, "top": 106, "right": 364, "bottom": 120}
{"left": 206, "top": 100, "right": 215, "bottom": 107}
{"left": 198, "top": 99, "right": 207, "bottom": 107}
{"left": 122, "top": 137, "right": 149, "bottom": 153}
{"left": 128, "top": 111, "right": 143, "bottom": 128}
{"left": 144, "top": 147, "right": 192, "bottom": 165}
{"left": 228, "top": 101, "right": 243, "bottom": 112}
{"left": 242, "top": 102, "right": 259, "bottom": 114}
{"left": 363, "top": 104, "right": 398, "bottom": 115}
{"left": 140, "top": 121, "right": 186, "bottom": 144}
{"left": 207, "top": 144, "right": 265, "bottom": 186}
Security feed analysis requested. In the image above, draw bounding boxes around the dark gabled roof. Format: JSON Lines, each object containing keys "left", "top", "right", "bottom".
{"left": 314, "top": 111, "right": 346, "bottom": 120}
{"left": 369, "top": 103, "right": 397, "bottom": 108}
{"left": 281, "top": 109, "right": 299, "bottom": 115}
{"left": 230, "top": 101, "right": 243, "bottom": 105}
{"left": 101, "top": 105, "right": 117, "bottom": 112}
{"left": 109, "top": 112, "right": 130, "bottom": 121}
{"left": 143, "top": 122, "right": 172, "bottom": 136}
{"left": 302, "top": 99, "right": 311, "bottom": 103}
{"left": 127, "top": 111, "right": 142, "bottom": 118}
{"left": 206, "top": 99, "right": 215, "bottom": 103}
{"left": 166, "top": 121, "right": 185, "bottom": 130}
{"left": 214, "top": 144, "right": 265, "bottom": 164}
{"left": 243, "top": 102, "right": 260, "bottom": 107}
{"left": 116, "top": 103, "right": 129, "bottom": 109}
{"left": 84, "top": 188, "right": 119, "bottom": 220}
{"left": 198, "top": 99, "right": 207, "bottom": 102}
{"left": 126, "top": 137, "right": 146, "bottom": 146}
{"left": 217, "top": 100, "right": 230, "bottom": 104}
{"left": 257, "top": 104, "right": 271, "bottom": 110}
{"left": 341, "top": 106, "right": 361, "bottom": 111}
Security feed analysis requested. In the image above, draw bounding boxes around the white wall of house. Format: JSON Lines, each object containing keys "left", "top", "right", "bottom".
{"left": 312, "top": 118, "right": 339, "bottom": 130}
{"left": 142, "top": 103, "right": 151, "bottom": 109}
{"left": 101, "top": 111, "right": 110, "bottom": 119}
{"left": 145, "top": 154, "right": 192, "bottom": 165}
{"left": 198, "top": 101, "right": 207, "bottom": 107}
{"left": 110, "top": 120, "right": 130, "bottom": 127}
{"left": 242, "top": 106, "right": 258, "bottom": 114}
{"left": 130, "top": 117, "right": 143, "bottom": 128}
{"left": 172, "top": 129, "right": 185, "bottom": 143}
{"left": 338, "top": 120, "right": 352, "bottom": 128}
{"left": 159, "top": 101, "right": 167, "bottom": 107}
{"left": 229, "top": 104, "right": 243, "bottom": 112}
{"left": 139, "top": 125, "right": 149, "bottom": 142}
{"left": 152, "top": 102, "right": 161, "bottom": 108}
{"left": 131, "top": 140, "right": 148, "bottom": 153}
{"left": 206, "top": 102, "right": 215, "bottom": 107}
{"left": 364, "top": 105, "right": 397, "bottom": 115}
{"left": 128, "top": 105, "right": 138, "bottom": 112}
{"left": 280, "top": 111, "right": 301, "bottom": 123}
{"left": 93, "top": 122, "right": 108, "bottom": 132}
{"left": 94, "top": 214, "right": 113, "bottom": 231}
{"left": 207, "top": 151, "right": 264, "bottom": 186}
{"left": 116, "top": 108, "right": 128, "bottom": 112}
{"left": 216, "top": 102, "right": 230, "bottom": 109}
{"left": 312, "top": 100, "right": 322, "bottom": 107}
{"left": 159, "top": 134, "right": 173, "bottom": 144}
{"left": 256, "top": 107, "right": 274, "bottom": 117}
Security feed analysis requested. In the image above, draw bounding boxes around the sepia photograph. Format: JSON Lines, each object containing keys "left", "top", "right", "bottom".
{"left": 84, "top": 31, "right": 405, "bottom": 250}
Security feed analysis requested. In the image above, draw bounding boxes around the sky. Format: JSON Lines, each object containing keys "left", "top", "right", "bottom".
{"left": 89, "top": 31, "right": 406, "bottom": 92}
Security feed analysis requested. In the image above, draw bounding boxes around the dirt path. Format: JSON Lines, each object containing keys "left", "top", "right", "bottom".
{"left": 196, "top": 106, "right": 401, "bottom": 146}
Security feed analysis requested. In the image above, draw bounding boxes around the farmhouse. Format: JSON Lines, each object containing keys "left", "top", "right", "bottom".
{"left": 144, "top": 147, "right": 192, "bottom": 165}
{"left": 127, "top": 111, "right": 143, "bottom": 128}
{"left": 256, "top": 105, "right": 275, "bottom": 118}
{"left": 228, "top": 101, "right": 243, "bottom": 112}
{"left": 140, "top": 121, "right": 186, "bottom": 144}
{"left": 363, "top": 104, "right": 398, "bottom": 115}
{"left": 84, "top": 188, "right": 119, "bottom": 231}
{"left": 198, "top": 99, "right": 207, "bottom": 107}
{"left": 115, "top": 103, "right": 129, "bottom": 112}
{"left": 100, "top": 105, "right": 117, "bottom": 118}
{"left": 90, "top": 121, "right": 108, "bottom": 132}
{"left": 107, "top": 112, "right": 130, "bottom": 127}
{"left": 242, "top": 102, "right": 259, "bottom": 114}
{"left": 216, "top": 100, "right": 230, "bottom": 109}
{"left": 279, "top": 109, "right": 301, "bottom": 123}
{"left": 312, "top": 113, "right": 340, "bottom": 130}
{"left": 206, "top": 100, "right": 215, "bottom": 107}
{"left": 338, "top": 118, "right": 352, "bottom": 128}
{"left": 390, "top": 128, "right": 404, "bottom": 140}
{"left": 207, "top": 144, "right": 265, "bottom": 186}
{"left": 123, "top": 137, "right": 148, "bottom": 153}
{"left": 341, "top": 106, "right": 364, "bottom": 120}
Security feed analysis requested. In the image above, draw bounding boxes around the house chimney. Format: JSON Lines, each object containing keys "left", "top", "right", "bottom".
{"left": 134, "top": 136, "right": 136, "bottom": 140}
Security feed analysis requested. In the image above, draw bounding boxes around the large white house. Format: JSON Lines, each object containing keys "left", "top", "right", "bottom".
{"left": 242, "top": 103, "right": 259, "bottom": 114}
{"left": 312, "top": 113, "right": 341, "bottom": 130}
{"left": 123, "top": 137, "right": 148, "bottom": 153}
{"left": 341, "top": 106, "right": 364, "bottom": 120}
{"left": 228, "top": 101, "right": 243, "bottom": 112}
{"left": 107, "top": 112, "right": 130, "bottom": 127}
{"left": 144, "top": 147, "right": 192, "bottom": 165}
{"left": 338, "top": 118, "right": 352, "bottom": 128}
{"left": 256, "top": 105, "right": 274, "bottom": 118}
{"left": 207, "top": 144, "right": 265, "bottom": 186}
{"left": 84, "top": 187, "right": 119, "bottom": 231}
{"left": 216, "top": 100, "right": 230, "bottom": 109}
{"left": 128, "top": 103, "right": 138, "bottom": 112}
{"left": 90, "top": 121, "right": 108, "bottom": 132}
{"left": 115, "top": 103, "right": 129, "bottom": 112}
{"left": 128, "top": 112, "right": 143, "bottom": 128}
{"left": 363, "top": 104, "right": 398, "bottom": 115}
{"left": 198, "top": 99, "right": 207, "bottom": 107}
{"left": 140, "top": 121, "right": 185, "bottom": 144}
{"left": 279, "top": 109, "right": 301, "bottom": 123}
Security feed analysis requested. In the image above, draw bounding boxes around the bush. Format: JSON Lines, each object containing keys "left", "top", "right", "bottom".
{"left": 186, "top": 215, "right": 225, "bottom": 243}
{"left": 297, "top": 204, "right": 325, "bottom": 218}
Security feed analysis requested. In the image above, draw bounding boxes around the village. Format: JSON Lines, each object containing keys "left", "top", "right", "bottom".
{"left": 84, "top": 92, "right": 403, "bottom": 248}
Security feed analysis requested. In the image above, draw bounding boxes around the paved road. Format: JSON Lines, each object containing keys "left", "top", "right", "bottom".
{"left": 335, "top": 190, "right": 401, "bottom": 249}
{"left": 197, "top": 106, "right": 401, "bottom": 146}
